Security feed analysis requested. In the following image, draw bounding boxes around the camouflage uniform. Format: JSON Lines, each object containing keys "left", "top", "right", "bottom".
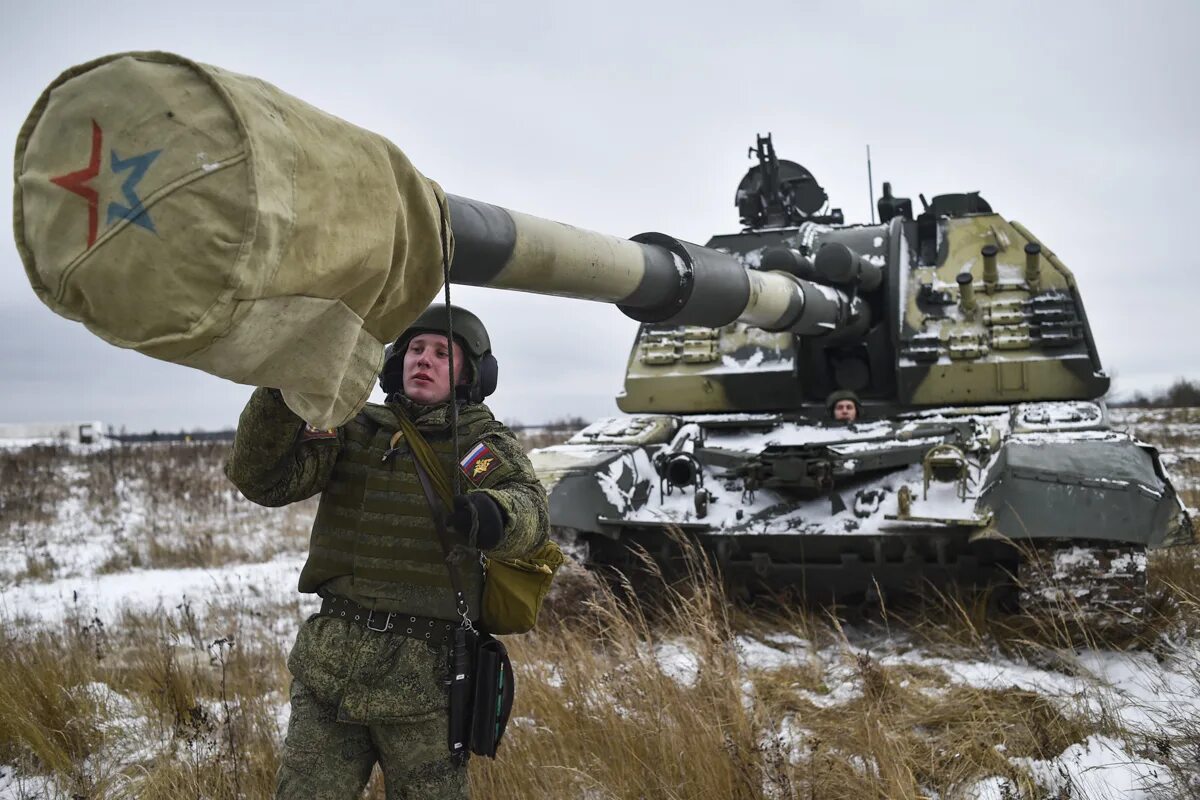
{"left": 226, "top": 388, "right": 548, "bottom": 799}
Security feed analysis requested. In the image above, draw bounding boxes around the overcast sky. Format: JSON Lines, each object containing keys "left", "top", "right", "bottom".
{"left": 2, "top": 1, "right": 1198, "bottom": 431}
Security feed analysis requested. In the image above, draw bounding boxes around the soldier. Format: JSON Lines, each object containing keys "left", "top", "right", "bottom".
{"left": 225, "top": 304, "right": 549, "bottom": 799}
{"left": 826, "top": 389, "right": 861, "bottom": 424}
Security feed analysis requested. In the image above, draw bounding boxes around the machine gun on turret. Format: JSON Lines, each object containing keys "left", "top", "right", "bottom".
{"left": 736, "top": 133, "right": 844, "bottom": 229}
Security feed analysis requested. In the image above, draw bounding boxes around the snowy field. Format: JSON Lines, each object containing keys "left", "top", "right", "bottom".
{"left": 1, "top": 409, "right": 1198, "bottom": 798}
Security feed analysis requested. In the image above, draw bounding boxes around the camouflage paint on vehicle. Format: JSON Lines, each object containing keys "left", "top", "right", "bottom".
{"left": 442, "top": 134, "right": 1190, "bottom": 606}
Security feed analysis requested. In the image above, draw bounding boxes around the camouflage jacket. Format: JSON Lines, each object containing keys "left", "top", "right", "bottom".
{"left": 225, "top": 388, "right": 549, "bottom": 620}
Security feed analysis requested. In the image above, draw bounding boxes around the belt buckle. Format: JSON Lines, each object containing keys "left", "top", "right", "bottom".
{"left": 366, "top": 610, "right": 394, "bottom": 632}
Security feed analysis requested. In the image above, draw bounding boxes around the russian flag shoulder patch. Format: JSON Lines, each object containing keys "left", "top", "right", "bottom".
{"left": 460, "top": 440, "right": 502, "bottom": 486}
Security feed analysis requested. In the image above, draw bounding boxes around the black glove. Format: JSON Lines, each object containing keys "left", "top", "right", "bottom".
{"left": 450, "top": 493, "right": 506, "bottom": 551}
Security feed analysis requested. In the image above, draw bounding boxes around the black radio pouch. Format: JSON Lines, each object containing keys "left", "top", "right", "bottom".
{"left": 469, "top": 633, "right": 514, "bottom": 758}
{"left": 446, "top": 625, "right": 515, "bottom": 761}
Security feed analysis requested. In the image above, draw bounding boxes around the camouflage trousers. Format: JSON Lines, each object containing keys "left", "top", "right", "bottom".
{"left": 277, "top": 614, "right": 467, "bottom": 799}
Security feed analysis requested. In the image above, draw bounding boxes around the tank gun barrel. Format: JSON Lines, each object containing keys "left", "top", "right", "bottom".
{"left": 447, "top": 195, "right": 866, "bottom": 337}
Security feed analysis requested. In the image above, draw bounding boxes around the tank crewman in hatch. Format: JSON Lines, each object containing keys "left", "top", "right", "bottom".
{"left": 826, "top": 389, "right": 861, "bottom": 424}
{"left": 225, "top": 304, "right": 549, "bottom": 800}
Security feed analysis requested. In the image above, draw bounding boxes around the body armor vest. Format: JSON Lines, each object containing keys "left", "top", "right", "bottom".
{"left": 298, "top": 400, "right": 501, "bottom": 621}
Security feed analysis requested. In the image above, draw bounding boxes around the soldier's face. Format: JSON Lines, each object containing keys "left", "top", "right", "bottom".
{"left": 833, "top": 400, "right": 858, "bottom": 422}
{"left": 403, "top": 333, "right": 465, "bottom": 405}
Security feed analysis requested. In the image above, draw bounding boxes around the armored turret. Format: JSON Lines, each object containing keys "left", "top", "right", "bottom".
{"left": 442, "top": 135, "right": 1108, "bottom": 416}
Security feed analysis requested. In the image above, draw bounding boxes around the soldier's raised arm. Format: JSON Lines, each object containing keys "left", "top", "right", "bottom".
{"left": 224, "top": 387, "right": 341, "bottom": 507}
{"left": 454, "top": 426, "right": 550, "bottom": 561}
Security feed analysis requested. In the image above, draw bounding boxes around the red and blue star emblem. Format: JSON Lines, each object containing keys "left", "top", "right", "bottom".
{"left": 50, "top": 119, "right": 161, "bottom": 249}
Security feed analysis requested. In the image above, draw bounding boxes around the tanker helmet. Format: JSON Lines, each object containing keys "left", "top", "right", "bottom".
{"left": 825, "top": 389, "right": 862, "bottom": 421}
{"left": 380, "top": 304, "right": 498, "bottom": 403}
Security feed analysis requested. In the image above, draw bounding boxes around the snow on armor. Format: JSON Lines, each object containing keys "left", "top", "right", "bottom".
{"left": 14, "top": 52, "right": 449, "bottom": 429}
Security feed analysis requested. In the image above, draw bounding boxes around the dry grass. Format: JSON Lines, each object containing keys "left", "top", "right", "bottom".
{"left": 12, "top": 551, "right": 59, "bottom": 582}
{"left": 0, "top": 595, "right": 296, "bottom": 799}
{"left": 473, "top": 548, "right": 768, "bottom": 799}
{"left": 760, "top": 663, "right": 1090, "bottom": 798}
{"left": 470, "top": 542, "right": 1130, "bottom": 800}
{"left": 92, "top": 504, "right": 315, "bottom": 575}
{"left": 3, "top": 544, "right": 1198, "bottom": 798}
{"left": 0, "top": 623, "right": 105, "bottom": 789}
{"left": 1156, "top": 656, "right": 1200, "bottom": 799}
{"left": 0, "top": 441, "right": 316, "bottom": 583}
{"left": 799, "top": 553, "right": 1196, "bottom": 706}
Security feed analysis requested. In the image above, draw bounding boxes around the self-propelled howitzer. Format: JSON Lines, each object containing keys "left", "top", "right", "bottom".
{"left": 10, "top": 47, "right": 1186, "bottom": 615}
{"left": 444, "top": 135, "right": 1191, "bottom": 615}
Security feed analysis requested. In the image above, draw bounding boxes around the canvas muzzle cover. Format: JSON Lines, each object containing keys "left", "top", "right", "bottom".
{"left": 13, "top": 51, "right": 449, "bottom": 428}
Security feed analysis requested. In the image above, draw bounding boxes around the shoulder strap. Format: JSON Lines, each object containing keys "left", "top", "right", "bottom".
{"left": 392, "top": 407, "right": 455, "bottom": 507}
{"left": 394, "top": 406, "right": 475, "bottom": 628}
{"left": 412, "top": 456, "right": 474, "bottom": 627}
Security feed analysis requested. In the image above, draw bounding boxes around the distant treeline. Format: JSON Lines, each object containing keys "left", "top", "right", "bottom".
{"left": 1112, "top": 378, "right": 1200, "bottom": 408}
{"left": 109, "top": 429, "right": 236, "bottom": 443}
{"left": 506, "top": 416, "right": 590, "bottom": 432}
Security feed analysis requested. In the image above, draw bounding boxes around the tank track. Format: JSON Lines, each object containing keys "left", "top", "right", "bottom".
{"left": 577, "top": 528, "right": 1153, "bottom": 631}
{"left": 1016, "top": 544, "right": 1148, "bottom": 631}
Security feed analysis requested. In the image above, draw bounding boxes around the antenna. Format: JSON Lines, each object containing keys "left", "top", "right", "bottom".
{"left": 866, "top": 145, "right": 876, "bottom": 224}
